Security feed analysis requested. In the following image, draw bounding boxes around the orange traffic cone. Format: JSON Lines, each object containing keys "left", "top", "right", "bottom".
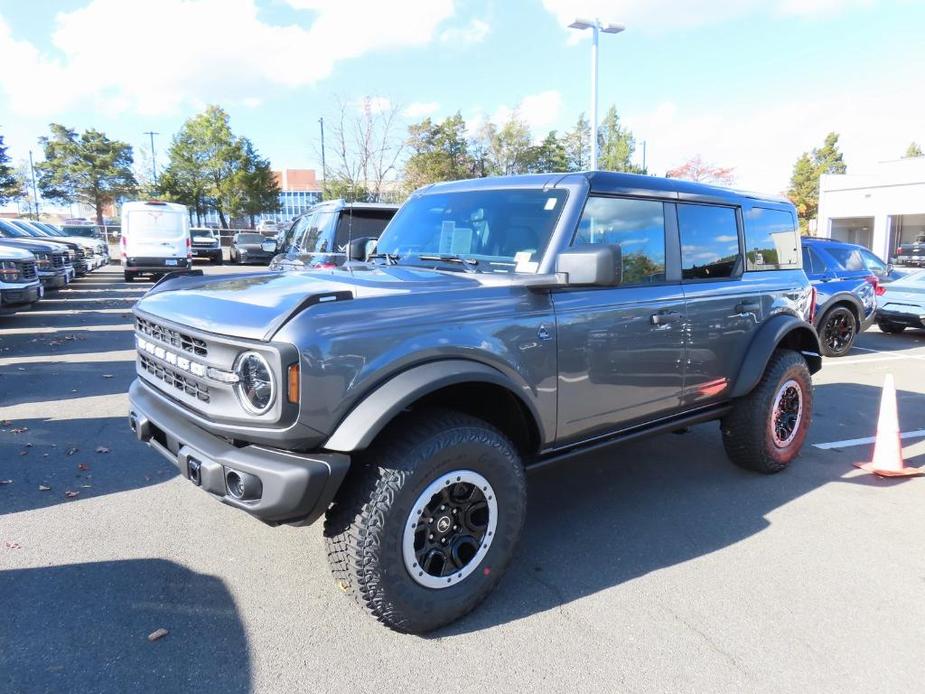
{"left": 854, "top": 374, "right": 922, "bottom": 478}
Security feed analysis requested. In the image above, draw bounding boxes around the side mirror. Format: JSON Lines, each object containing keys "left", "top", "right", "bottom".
{"left": 886, "top": 263, "right": 894, "bottom": 274}
{"left": 555, "top": 244, "right": 623, "bottom": 286}
{"left": 261, "top": 239, "right": 277, "bottom": 253}
{"left": 347, "top": 236, "right": 377, "bottom": 261}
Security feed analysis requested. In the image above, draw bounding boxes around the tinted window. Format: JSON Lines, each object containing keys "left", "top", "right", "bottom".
{"left": 744, "top": 207, "right": 799, "bottom": 270}
{"left": 334, "top": 210, "right": 396, "bottom": 249}
{"left": 807, "top": 247, "right": 829, "bottom": 273}
{"left": 286, "top": 214, "right": 313, "bottom": 251}
{"left": 678, "top": 204, "right": 741, "bottom": 280}
{"left": 301, "top": 210, "right": 338, "bottom": 254}
{"left": 574, "top": 197, "right": 666, "bottom": 284}
{"left": 236, "top": 233, "right": 263, "bottom": 244}
{"left": 826, "top": 246, "right": 865, "bottom": 271}
{"left": 859, "top": 249, "right": 888, "bottom": 274}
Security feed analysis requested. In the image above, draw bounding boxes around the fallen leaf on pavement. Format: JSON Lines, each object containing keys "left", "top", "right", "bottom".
{"left": 78, "top": 463, "right": 90, "bottom": 471}
{"left": 64, "top": 490, "right": 79, "bottom": 499}
{"left": 11, "top": 427, "right": 28, "bottom": 434}
{"left": 5, "top": 541, "right": 22, "bottom": 550}
{"left": 95, "top": 446, "right": 110, "bottom": 454}
{"left": 147, "top": 628, "right": 169, "bottom": 642}
{"left": 102, "top": 374, "right": 113, "bottom": 379}
{"left": 66, "top": 447, "right": 79, "bottom": 456}
{"left": 18, "top": 450, "right": 28, "bottom": 456}
{"left": 38, "top": 484, "right": 51, "bottom": 491}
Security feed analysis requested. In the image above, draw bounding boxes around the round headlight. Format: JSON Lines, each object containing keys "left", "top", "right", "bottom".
{"left": 235, "top": 351, "right": 274, "bottom": 414}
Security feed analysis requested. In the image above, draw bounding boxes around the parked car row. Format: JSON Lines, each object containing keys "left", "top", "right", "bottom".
{"left": 0, "top": 217, "right": 111, "bottom": 313}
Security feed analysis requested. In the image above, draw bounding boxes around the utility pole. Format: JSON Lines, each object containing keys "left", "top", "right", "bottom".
{"left": 642, "top": 140, "right": 647, "bottom": 173}
{"left": 28, "top": 150, "right": 40, "bottom": 219}
{"left": 144, "top": 131, "right": 159, "bottom": 186}
{"left": 318, "top": 117, "right": 327, "bottom": 201}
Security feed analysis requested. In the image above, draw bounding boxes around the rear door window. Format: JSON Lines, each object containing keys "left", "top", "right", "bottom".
{"left": 677, "top": 203, "right": 741, "bottom": 280}
{"left": 826, "top": 247, "right": 866, "bottom": 271}
{"left": 127, "top": 210, "right": 185, "bottom": 239}
{"left": 334, "top": 210, "right": 396, "bottom": 250}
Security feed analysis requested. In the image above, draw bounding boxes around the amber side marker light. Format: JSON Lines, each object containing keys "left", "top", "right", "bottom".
{"left": 287, "top": 364, "right": 300, "bottom": 403}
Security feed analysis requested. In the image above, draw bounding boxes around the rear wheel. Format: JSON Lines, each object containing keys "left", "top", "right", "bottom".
{"left": 324, "top": 409, "right": 527, "bottom": 634}
{"left": 721, "top": 349, "right": 812, "bottom": 474}
{"left": 818, "top": 305, "right": 857, "bottom": 357}
{"left": 878, "top": 320, "right": 906, "bottom": 334}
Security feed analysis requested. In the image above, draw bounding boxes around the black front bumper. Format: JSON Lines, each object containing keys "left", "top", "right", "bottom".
{"left": 125, "top": 257, "right": 192, "bottom": 273}
{"left": 192, "top": 247, "right": 222, "bottom": 259}
{"left": 40, "top": 271, "right": 68, "bottom": 289}
{"left": 878, "top": 308, "right": 925, "bottom": 330}
{"left": 128, "top": 379, "right": 350, "bottom": 526}
{"left": 1, "top": 283, "right": 41, "bottom": 305}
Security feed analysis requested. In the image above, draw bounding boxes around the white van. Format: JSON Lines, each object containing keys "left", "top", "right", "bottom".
{"left": 120, "top": 200, "right": 191, "bottom": 281}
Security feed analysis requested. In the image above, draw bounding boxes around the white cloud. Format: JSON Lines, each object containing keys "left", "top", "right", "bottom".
{"left": 623, "top": 71, "right": 925, "bottom": 194}
{"left": 404, "top": 101, "right": 440, "bottom": 118}
{"left": 439, "top": 18, "right": 490, "bottom": 44}
{"left": 542, "top": 0, "right": 878, "bottom": 34}
{"left": 487, "top": 91, "right": 563, "bottom": 137}
{"left": 0, "top": 0, "right": 454, "bottom": 116}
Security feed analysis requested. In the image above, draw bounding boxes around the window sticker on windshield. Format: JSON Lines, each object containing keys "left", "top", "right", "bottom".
{"left": 439, "top": 221, "right": 473, "bottom": 255}
{"left": 544, "top": 197, "right": 558, "bottom": 211}
{"left": 514, "top": 251, "right": 538, "bottom": 273}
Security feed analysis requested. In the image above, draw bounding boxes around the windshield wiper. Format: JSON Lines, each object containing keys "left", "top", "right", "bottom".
{"left": 367, "top": 252, "right": 401, "bottom": 265}
{"left": 416, "top": 254, "right": 481, "bottom": 273}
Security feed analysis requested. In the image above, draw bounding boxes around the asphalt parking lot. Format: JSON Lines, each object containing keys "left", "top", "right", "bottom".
{"left": 2, "top": 264, "right": 924, "bottom": 694}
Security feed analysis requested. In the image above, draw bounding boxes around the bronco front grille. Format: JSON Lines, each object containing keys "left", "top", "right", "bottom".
{"left": 136, "top": 317, "right": 208, "bottom": 357}
{"left": 17, "top": 261, "right": 37, "bottom": 280}
{"left": 139, "top": 353, "right": 210, "bottom": 402}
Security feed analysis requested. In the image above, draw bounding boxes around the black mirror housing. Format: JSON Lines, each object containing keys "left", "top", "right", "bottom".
{"left": 555, "top": 244, "right": 623, "bottom": 286}
{"left": 347, "top": 236, "right": 378, "bottom": 262}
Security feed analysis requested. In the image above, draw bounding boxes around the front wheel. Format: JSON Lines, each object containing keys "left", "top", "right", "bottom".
{"left": 324, "top": 409, "right": 527, "bottom": 634}
{"left": 818, "top": 305, "right": 858, "bottom": 357}
{"left": 721, "top": 349, "right": 812, "bottom": 474}
{"left": 123, "top": 271, "right": 135, "bottom": 282}
{"left": 878, "top": 320, "right": 906, "bottom": 334}
{"left": 211, "top": 254, "right": 223, "bottom": 265}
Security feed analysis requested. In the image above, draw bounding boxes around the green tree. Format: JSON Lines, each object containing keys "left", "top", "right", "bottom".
{"left": 161, "top": 106, "right": 278, "bottom": 227}
{"left": 471, "top": 114, "right": 532, "bottom": 176}
{"left": 665, "top": 155, "right": 734, "bottom": 185}
{"left": 0, "top": 134, "right": 19, "bottom": 205}
{"left": 524, "top": 131, "right": 568, "bottom": 173}
{"left": 403, "top": 113, "right": 474, "bottom": 191}
{"left": 35, "top": 124, "right": 136, "bottom": 225}
{"left": 788, "top": 131, "right": 847, "bottom": 231}
{"left": 562, "top": 114, "right": 590, "bottom": 171}
{"left": 597, "top": 105, "right": 643, "bottom": 173}
{"left": 904, "top": 142, "right": 923, "bottom": 158}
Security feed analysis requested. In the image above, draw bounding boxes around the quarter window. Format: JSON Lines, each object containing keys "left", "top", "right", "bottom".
{"left": 678, "top": 204, "right": 741, "bottom": 280}
{"left": 573, "top": 197, "right": 666, "bottom": 285}
{"left": 743, "top": 207, "right": 800, "bottom": 270}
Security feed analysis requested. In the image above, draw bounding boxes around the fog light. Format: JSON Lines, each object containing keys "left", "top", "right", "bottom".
{"left": 225, "top": 469, "right": 262, "bottom": 501}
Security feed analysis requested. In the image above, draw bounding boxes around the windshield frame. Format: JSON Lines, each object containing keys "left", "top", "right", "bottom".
{"left": 374, "top": 185, "right": 577, "bottom": 275}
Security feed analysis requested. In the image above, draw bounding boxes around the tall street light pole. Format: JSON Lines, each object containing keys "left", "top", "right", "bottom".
{"left": 318, "top": 117, "right": 327, "bottom": 200}
{"left": 28, "top": 150, "right": 40, "bottom": 219}
{"left": 568, "top": 18, "right": 624, "bottom": 171}
{"left": 144, "top": 131, "right": 159, "bottom": 186}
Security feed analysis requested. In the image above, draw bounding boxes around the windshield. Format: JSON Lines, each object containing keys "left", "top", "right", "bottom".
{"left": 236, "top": 233, "right": 263, "bottom": 244}
{"left": 11, "top": 221, "right": 43, "bottom": 236}
{"left": 192, "top": 229, "right": 215, "bottom": 239}
{"left": 0, "top": 220, "right": 29, "bottom": 238}
{"left": 61, "top": 225, "right": 99, "bottom": 237}
{"left": 375, "top": 189, "right": 567, "bottom": 273}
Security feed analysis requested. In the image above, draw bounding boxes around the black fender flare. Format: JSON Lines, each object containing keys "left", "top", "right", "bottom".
{"left": 323, "top": 359, "right": 544, "bottom": 452}
{"left": 730, "top": 314, "right": 822, "bottom": 398}
{"left": 815, "top": 291, "right": 864, "bottom": 328}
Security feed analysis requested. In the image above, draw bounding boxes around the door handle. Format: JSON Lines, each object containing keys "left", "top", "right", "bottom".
{"left": 650, "top": 310, "right": 682, "bottom": 326}
{"left": 735, "top": 301, "right": 761, "bottom": 313}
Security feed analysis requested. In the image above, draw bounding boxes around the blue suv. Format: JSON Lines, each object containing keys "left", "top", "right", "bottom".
{"left": 801, "top": 237, "right": 880, "bottom": 357}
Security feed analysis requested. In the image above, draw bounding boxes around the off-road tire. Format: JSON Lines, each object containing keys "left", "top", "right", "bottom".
{"left": 878, "top": 320, "right": 906, "bottom": 334}
{"left": 721, "top": 349, "right": 812, "bottom": 474}
{"left": 818, "top": 305, "right": 857, "bottom": 357}
{"left": 323, "top": 408, "right": 527, "bottom": 634}
{"left": 123, "top": 271, "right": 135, "bottom": 282}
{"left": 211, "top": 254, "right": 223, "bottom": 265}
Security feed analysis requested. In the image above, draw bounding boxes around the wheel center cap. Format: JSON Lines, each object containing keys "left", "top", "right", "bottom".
{"left": 436, "top": 515, "right": 452, "bottom": 533}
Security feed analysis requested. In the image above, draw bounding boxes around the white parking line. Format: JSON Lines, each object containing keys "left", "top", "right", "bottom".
{"left": 824, "top": 353, "right": 925, "bottom": 366}
{"left": 813, "top": 430, "right": 925, "bottom": 449}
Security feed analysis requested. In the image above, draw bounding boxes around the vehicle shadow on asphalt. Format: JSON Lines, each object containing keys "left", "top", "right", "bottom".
{"left": 0, "top": 328, "right": 135, "bottom": 358}
{"left": 0, "top": 415, "right": 178, "bottom": 516}
{"left": 437, "top": 382, "right": 924, "bottom": 636}
{"left": 0, "top": 559, "right": 251, "bottom": 693}
{"left": 0, "top": 360, "right": 137, "bottom": 407}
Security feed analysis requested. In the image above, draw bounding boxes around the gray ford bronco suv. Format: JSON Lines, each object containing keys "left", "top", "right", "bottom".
{"left": 128, "top": 172, "right": 821, "bottom": 633}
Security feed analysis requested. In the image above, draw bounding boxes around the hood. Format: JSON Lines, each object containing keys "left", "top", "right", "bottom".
{"left": 0, "top": 238, "right": 70, "bottom": 254}
{"left": 0, "top": 243, "right": 36, "bottom": 261}
{"left": 135, "top": 265, "right": 521, "bottom": 341}
{"left": 57, "top": 235, "right": 98, "bottom": 249}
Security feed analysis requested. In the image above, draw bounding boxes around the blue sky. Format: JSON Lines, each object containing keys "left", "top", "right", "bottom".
{"left": 1, "top": 0, "right": 922, "bottom": 196}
